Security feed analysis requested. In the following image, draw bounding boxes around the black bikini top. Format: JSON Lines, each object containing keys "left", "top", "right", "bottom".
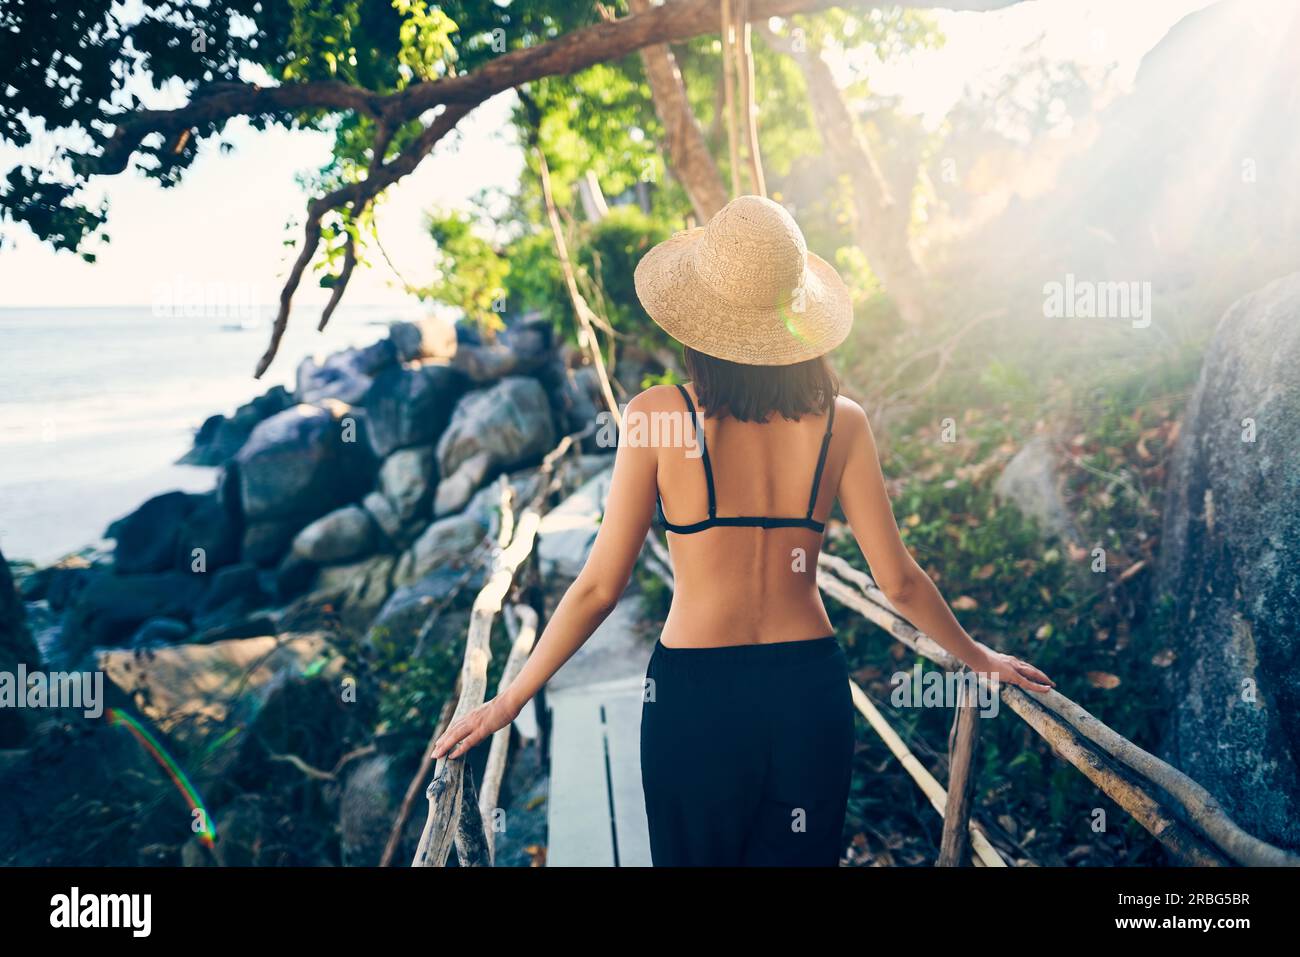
{"left": 655, "top": 383, "right": 836, "bottom": 535}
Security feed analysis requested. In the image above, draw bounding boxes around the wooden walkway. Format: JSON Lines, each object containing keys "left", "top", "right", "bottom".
{"left": 545, "top": 675, "right": 651, "bottom": 867}
{"left": 535, "top": 467, "right": 655, "bottom": 867}
{"left": 542, "top": 592, "right": 654, "bottom": 867}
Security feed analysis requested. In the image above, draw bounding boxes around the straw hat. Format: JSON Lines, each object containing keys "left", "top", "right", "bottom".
{"left": 633, "top": 194, "right": 853, "bottom": 366}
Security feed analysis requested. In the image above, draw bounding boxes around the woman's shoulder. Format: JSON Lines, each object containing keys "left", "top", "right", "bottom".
{"left": 626, "top": 382, "right": 689, "bottom": 415}
{"left": 832, "top": 392, "right": 867, "bottom": 428}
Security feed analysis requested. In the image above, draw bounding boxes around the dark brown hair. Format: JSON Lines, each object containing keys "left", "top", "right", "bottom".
{"left": 683, "top": 346, "right": 838, "bottom": 422}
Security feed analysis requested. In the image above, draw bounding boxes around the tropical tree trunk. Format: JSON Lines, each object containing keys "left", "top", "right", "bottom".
{"left": 630, "top": 0, "right": 729, "bottom": 220}
{"left": 762, "top": 25, "right": 928, "bottom": 325}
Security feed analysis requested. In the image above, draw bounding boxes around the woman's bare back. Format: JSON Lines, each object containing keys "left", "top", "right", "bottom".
{"left": 651, "top": 383, "right": 846, "bottom": 648}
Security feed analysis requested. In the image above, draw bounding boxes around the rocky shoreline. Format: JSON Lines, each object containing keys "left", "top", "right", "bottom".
{"left": 0, "top": 312, "right": 625, "bottom": 865}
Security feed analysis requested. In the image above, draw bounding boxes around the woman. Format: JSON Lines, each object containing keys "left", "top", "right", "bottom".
{"left": 432, "top": 195, "right": 1053, "bottom": 866}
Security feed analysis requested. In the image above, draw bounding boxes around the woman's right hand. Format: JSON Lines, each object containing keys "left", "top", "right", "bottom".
{"left": 972, "top": 644, "right": 1054, "bottom": 694}
{"left": 431, "top": 695, "right": 521, "bottom": 761}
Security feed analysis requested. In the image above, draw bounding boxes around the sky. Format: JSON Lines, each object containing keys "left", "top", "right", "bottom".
{"left": 0, "top": 0, "right": 1219, "bottom": 309}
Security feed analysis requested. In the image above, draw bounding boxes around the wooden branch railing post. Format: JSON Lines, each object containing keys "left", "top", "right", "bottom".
{"left": 937, "top": 669, "right": 982, "bottom": 866}
{"left": 409, "top": 434, "right": 577, "bottom": 867}
{"left": 813, "top": 550, "right": 1299, "bottom": 867}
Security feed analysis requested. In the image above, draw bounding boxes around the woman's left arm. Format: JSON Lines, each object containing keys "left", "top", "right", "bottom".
{"left": 432, "top": 391, "right": 659, "bottom": 760}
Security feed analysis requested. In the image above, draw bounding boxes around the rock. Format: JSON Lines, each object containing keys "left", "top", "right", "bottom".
{"left": 433, "top": 449, "right": 492, "bottom": 517}
{"left": 105, "top": 490, "right": 240, "bottom": 575}
{"left": 240, "top": 518, "right": 302, "bottom": 567}
{"left": 1, "top": 546, "right": 40, "bottom": 747}
{"left": 194, "top": 562, "right": 268, "bottom": 625}
{"left": 436, "top": 376, "right": 556, "bottom": 480}
{"left": 60, "top": 571, "right": 209, "bottom": 661}
{"left": 234, "top": 403, "right": 372, "bottom": 531}
{"left": 295, "top": 338, "right": 397, "bottom": 405}
{"left": 388, "top": 317, "right": 457, "bottom": 362}
{"left": 363, "top": 491, "right": 404, "bottom": 545}
{"left": 313, "top": 554, "right": 396, "bottom": 618}
{"left": 993, "top": 437, "right": 1083, "bottom": 546}
{"left": 96, "top": 630, "right": 344, "bottom": 767}
{"left": 501, "top": 316, "right": 554, "bottom": 366}
{"left": 191, "top": 613, "right": 278, "bottom": 644}
{"left": 105, "top": 491, "right": 202, "bottom": 574}
{"left": 363, "top": 362, "right": 470, "bottom": 459}
{"left": 537, "top": 465, "right": 615, "bottom": 580}
{"left": 1157, "top": 271, "right": 1300, "bottom": 851}
{"left": 271, "top": 553, "right": 318, "bottom": 605}
{"left": 209, "top": 795, "right": 267, "bottom": 867}
{"left": 378, "top": 445, "right": 438, "bottom": 524}
{"left": 392, "top": 513, "right": 485, "bottom": 589}
{"left": 21, "top": 555, "right": 101, "bottom": 609}
{"left": 369, "top": 566, "right": 483, "bottom": 649}
{"left": 128, "top": 616, "right": 192, "bottom": 648}
{"left": 291, "top": 505, "right": 376, "bottom": 565}
{"left": 448, "top": 341, "right": 518, "bottom": 382}
{"left": 446, "top": 321, "right": 552, "bottom": 383}
{"left": 339, "top": 753, "right": 401, "bottom": 866}
{"left": 558, "top": 363, "right": 604, "bottom": 439}
{"left": 0, "top": 719, "right": 179, "bottom": 864}
{"left": 179, "top": 385, "right": 293, "bottom": 466}
{"left": 177, "top": 492, "right": 242, "bottom": 573}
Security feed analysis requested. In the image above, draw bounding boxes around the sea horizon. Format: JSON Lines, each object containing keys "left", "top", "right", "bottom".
{"left": 0, "top": 303, "right": 437, "bottom": 565}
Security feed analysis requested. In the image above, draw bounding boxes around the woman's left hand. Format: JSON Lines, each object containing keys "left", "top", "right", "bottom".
{"left": 431, "top": 696, "right": 521, "bottom": 761}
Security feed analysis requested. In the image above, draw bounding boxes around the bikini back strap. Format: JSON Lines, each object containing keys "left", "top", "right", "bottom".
{"left": 676, "top": 384, "right": 716, "bottom": 519}
{"left": 805, "top": 397, "right": 837, "bottom": 520}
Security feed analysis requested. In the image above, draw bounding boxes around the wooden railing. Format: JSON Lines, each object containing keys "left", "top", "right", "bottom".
{"left": 405, "top": 459, "right": 1298, "bottom": 867}
{"left": 404, "top": 433, "right": 578, "bottom": 867}
{"left": 641, "top": 535, "right": 1299, "bottom": 867}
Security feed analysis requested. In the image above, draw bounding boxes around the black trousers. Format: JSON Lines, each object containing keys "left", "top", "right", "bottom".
{"left": 639, "top": 635, "right": 855, "bottom": 866}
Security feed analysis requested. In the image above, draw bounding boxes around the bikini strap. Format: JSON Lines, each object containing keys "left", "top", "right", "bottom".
{"left": 676, "top": 383, "right": 716, "bottom": 519}
{"left": 805, "top": 396, "right": 837, "bottom": 520}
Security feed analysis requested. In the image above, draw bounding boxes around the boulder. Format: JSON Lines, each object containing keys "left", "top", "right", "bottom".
{"left": 60, "top": 571, "right": 210, "bottom": 661}
{"left": 20, "top": 557, "right": 99, "bottom": 611}
{"left": 993, "top": 437, "right": 1083, "bottom": 546}
{"left": 362, "top": 491, "right": 405, "bottom": 545}
{"left": 436, "top": 376, "right": 556, "bottom": 481}
{"left": 0, "top": 716, "right": 179, "bottom": 864}
{"left": 193, "top": 562, "right": 270, "bottom": 632}
{"left": 1, "top": 546, "right": 40, "bottom": 747}
{"left": 363, "top": 362, "right": 470, "bottom": 459}
{"left": 1158, "top": 271, "right": 1300, "bottom": 851}
{"left": 128, "top": 616, "right": 192, "bottom": 648}
{"left": 295, "top": 338, "right": 397, "bottom": 405}
{"left": 179, "top": 385, "right": 293, "bottom": 466}
{"left": 392, "top": 513, "right": 485, "bottom": 589}
{"left": 388, "top": 317, "right": 457, "bottom": 363}
{"left": 105, "top": 491, "right": 202, "bottom": 574}
{"left": 378, "top": 445, "right": 438, "bottom": 525}
{"left": 271, "top": 553, "right": 318, "bottom": 605}
{"left": 291, "top": 505, "right": 377, "bottom": 565}
{"left": 368, "top": 566, "right": 484, "bottom": 650}
{"left": 446, "top": 321, "right": 552, "bottom": 383}
{"left": 241, "top": 518, "right": 302, "bottom": 568}
{"left": 433, "top": 449, "right": 492, "bottom": 517}
{"left": 191, "top": 613, "right": 278, "bottom": 644}
{"left": 558, "top": 363, "right": 604, "bottom": 439}
{"left": 234, "top": 403, "right": 371, "bottom": 529}
{"left": 312, "top": 554, "right": 396, "bottom": 618}
{"left": 340, "top": 753, "right": 402, "bottom": 865}
{"left": 537, "top": 465, "right": 614, "bottom": 580}
{"left": 105, "top": 490, "right": 240, "bottom": 575}
{"left": 96, "top": 630, "right": 344, "bottom": 768}
{"left": 177, "top": 491, "right": 242, "bottom": 572}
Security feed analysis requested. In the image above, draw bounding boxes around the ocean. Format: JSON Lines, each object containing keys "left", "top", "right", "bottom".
{"left": 0, "top": 304, "right": 430, "bottom": 565}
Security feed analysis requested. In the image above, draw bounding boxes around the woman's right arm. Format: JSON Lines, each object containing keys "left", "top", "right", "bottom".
{"left": 835, "top": 398, "right": 1053, "bottom": 694}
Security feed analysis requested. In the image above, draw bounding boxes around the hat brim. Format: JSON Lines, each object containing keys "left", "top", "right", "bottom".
{"left": 633, "top": 227, "right": 853, "bottom": 366}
